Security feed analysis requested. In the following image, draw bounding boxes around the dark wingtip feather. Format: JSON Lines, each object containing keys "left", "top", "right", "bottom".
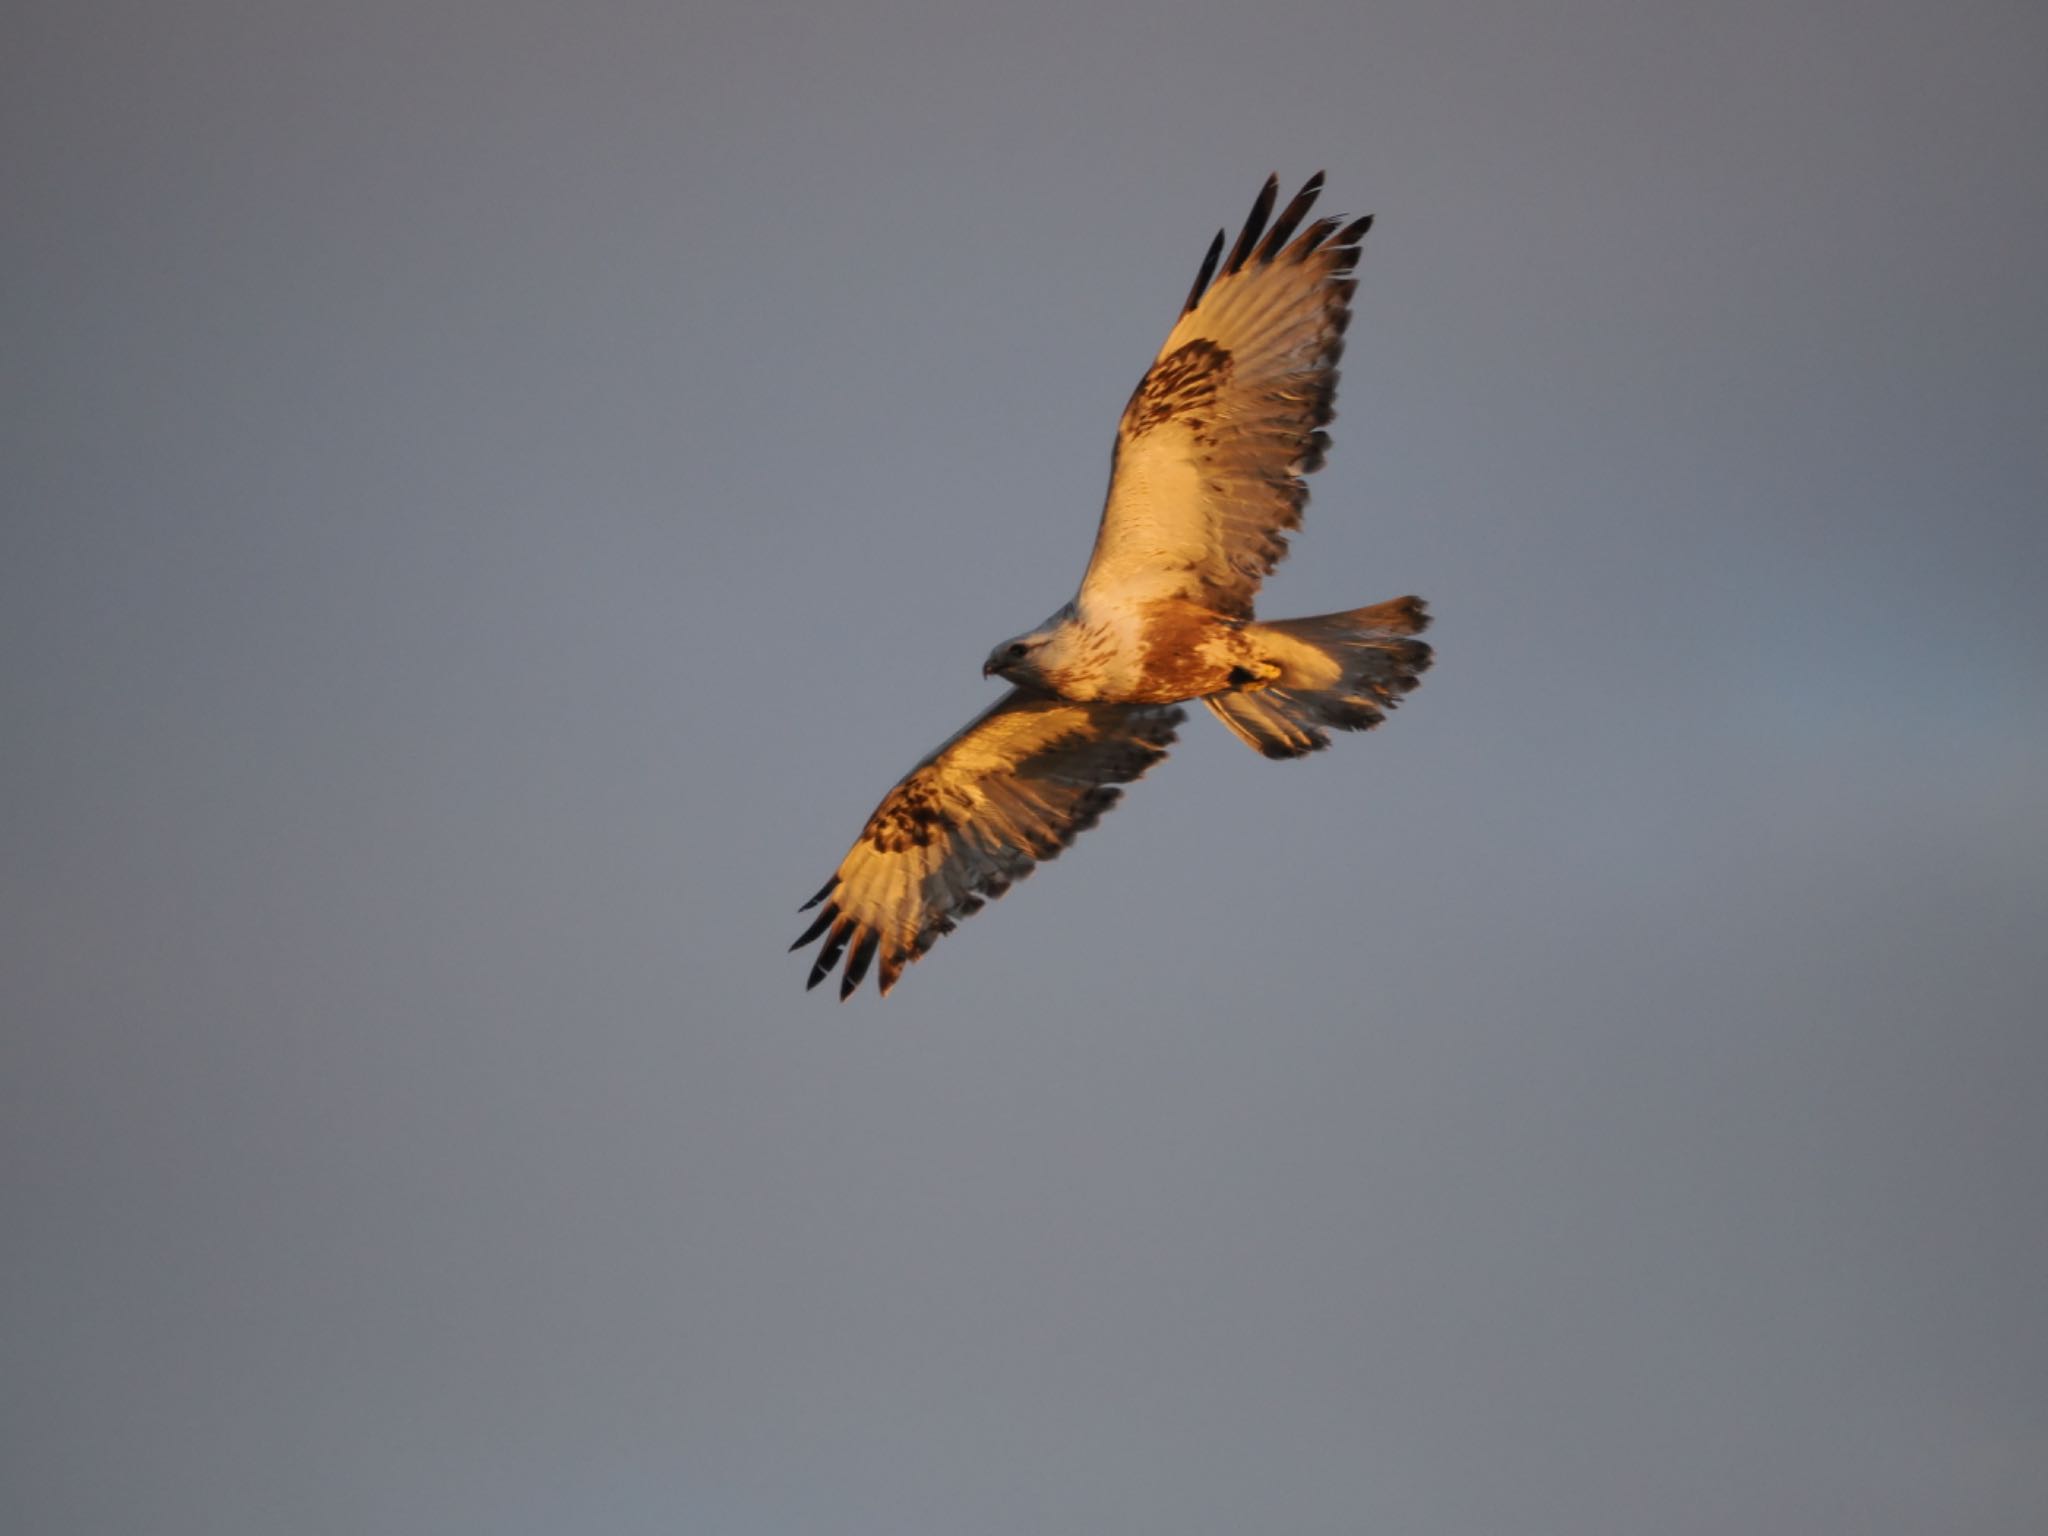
{"left": 1221, "top": 174, "right": 1280, "bottom": 277}
{"left": 799, "top": 877, "right": 835, "bottom": 912}
{"left": 840, "top": 930, "right": 879, "bottom": 1000}
{"left": 806, "top": 917, "right": 853, "bottom": 990}
{"left": 1256, "top": 172, "right": 1325, "bottom": 264}
{"left": 790, "top": 902, "right": 838, "bottom": 952}
{"left": 1182, "top": 228, "right": 1225, "bottom": 315}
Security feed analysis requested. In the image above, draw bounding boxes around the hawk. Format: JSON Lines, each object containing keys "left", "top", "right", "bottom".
{"left": 794, "top": 173, "right": 1432, "bottom": 998}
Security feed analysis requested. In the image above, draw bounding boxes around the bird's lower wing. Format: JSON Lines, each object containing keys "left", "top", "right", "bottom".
{"left": 793, "top": 689, "right": 1184, "bottom": 998}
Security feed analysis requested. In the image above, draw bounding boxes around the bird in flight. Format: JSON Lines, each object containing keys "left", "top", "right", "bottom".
{"left": 794, "top": 173, "right": 1432, "bottom": 998}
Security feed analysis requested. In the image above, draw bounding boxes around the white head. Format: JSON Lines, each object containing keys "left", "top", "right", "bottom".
{"left": 982, "top": 603, "right": 1080, "bottom": 690}
{"left": 982, "top": 626, "right": 1055, "bottom": 687}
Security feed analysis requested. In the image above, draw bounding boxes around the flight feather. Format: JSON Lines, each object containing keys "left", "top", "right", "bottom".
{"left": 793, "top": 691, "right": 1183, "bottom": 998}
{"left": 1080, "top": 172, "right": 1370, "bottom": 620}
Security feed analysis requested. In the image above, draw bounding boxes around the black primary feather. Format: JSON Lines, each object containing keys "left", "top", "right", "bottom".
{"left": 1220, "top": 173, "right": 1279, "bottom": 276}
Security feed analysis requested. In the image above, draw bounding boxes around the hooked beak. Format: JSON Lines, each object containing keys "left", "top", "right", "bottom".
{"left": 982, "top": 661, "right": 997, "bottom": 679}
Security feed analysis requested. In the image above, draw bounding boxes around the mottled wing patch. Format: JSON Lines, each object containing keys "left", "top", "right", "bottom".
{"left": 1122, "top": 339, "right": 1232, "bottom": 443}
{"left": 793, "top": 691, "right": 1184, "bottom": 999}
{"left": 866, "top": 776, "right": 963, "bottom": 852}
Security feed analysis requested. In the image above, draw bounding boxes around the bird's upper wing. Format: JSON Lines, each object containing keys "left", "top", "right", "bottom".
{"left": 1078, "top": 173, "right": 1370, "bottom": 621}
{"left": 793, "top": 689, "right": 1184, "bottom": 999}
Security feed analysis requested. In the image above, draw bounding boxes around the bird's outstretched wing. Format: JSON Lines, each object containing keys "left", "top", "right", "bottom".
{"left": 793, "top": 690, "right": 1184, "bottom": 999}
{"left": 1079, "top": 172, "right": 1370, "bottom": 621}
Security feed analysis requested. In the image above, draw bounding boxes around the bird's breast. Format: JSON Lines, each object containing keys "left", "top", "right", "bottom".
{"left": 1055, "top": 599, "right": 1247, "bottom": 704}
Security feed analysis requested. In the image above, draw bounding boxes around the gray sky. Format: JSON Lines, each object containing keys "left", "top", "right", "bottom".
{"left": 6, "top": 1, "right": 2046, "bottom": 1532}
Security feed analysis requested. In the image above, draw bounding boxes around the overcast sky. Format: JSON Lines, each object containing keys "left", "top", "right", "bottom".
{"left": 6, "top": 2, "right": 2047, "bottom": 1532}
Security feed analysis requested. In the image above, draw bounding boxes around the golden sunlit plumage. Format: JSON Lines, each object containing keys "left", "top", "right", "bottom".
{"left": 795, "top": 174, "right": 1432, "bottom": 997}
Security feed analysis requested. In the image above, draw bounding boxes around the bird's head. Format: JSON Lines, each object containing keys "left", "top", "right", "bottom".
{"left": 984, "top": 604, "right": 1080, "bottom": 689}
{"left": 982, "top": 630, "right": 1050, "bottom": 684}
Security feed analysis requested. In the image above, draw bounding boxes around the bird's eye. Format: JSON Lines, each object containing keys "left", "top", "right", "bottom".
{"left": 1007, "top": 643, "right": 1028, "bottom": 660}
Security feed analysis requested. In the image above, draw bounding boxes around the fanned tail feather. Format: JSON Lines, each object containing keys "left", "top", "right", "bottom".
{"left": 1204, "top": 596, "right": 1432, "bottom": 758}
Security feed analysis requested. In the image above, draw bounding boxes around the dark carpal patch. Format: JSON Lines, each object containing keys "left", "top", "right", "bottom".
{"left": 867, "top": 774, "right": 959, "bottom": 852}
{"left": 1124, "top": 339, "right": 1232, "bottom": 441}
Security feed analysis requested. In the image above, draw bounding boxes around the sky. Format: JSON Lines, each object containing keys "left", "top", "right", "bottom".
{"left": 5, "top": 1, "right": 2046, "bottom": 1532}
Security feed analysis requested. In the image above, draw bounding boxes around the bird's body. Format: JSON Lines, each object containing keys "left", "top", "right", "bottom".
{"left": 988, "top": 598, "right": 1257, "bottom": 703}
{"left": 794, "top": 173, "right": 1433, "bottom": 997}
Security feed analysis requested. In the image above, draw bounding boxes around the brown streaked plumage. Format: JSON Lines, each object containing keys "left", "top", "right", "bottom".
{"left": 792, "top": 692, "right": 1183, "bottom": 999}
{"left": 794, "top": 174, "right": 1433, "bottom": 997}
{"left": 1124, "top": 340, "right": 1233, "bottom": 443}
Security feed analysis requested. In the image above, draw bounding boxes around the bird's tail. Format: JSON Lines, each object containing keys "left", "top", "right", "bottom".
{"left": 1204, "top": 596, "right": 1432, "bottom": 759}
